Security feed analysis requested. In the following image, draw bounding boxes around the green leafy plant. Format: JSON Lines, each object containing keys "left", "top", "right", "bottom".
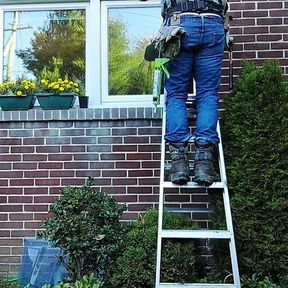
{"left": 215, "top": 60, "right": 288, "bottom": 285}
{"left": 37, "top": 78, "right": 81, "bottom": 95}
{"left": 37, "top": 65, "right": 84, "bottom": 95}
{"left": 39, "top": 273, "right": 103, "bottom": 288}
{"left": 38, "top": 179, "right": 126, "bottom": 282}
{"left": 110, "top": 208, "right": 201, "bottom": 288}
{"left": 241, "top": 274, "right": 282, "bottom": 288}
{"left": 0, "top": 79, "right": 36, "bottom": 96}
{"left": 0, "top": 278, "right": 19, "bottom": 288}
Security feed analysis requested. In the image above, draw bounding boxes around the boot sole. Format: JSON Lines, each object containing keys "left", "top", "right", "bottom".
{"left": 170, "top": 173, "right": 190, "bottom": 186}
{"left": 193, "top": 175, "right": 214, "bottom": 186}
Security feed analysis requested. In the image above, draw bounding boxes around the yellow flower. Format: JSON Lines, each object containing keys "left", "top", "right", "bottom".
{"left": 59, "top": 87, "right": 64, "bottom": 91}
{"left": 69, "top": 81, "right": 73, "bottom": 85}
{"left": 73, "top": 83, "right": 79, "bottom": 87}
{"left": 16, "top": 91, "right": 22, "bottom": 96}
{"left": 40, "top": 79, "right": 46, "bottom": 84}
{"left": 75, "top": 88, "right": 79, "bottom": 93}
{"left": 24, "top": 85, "right": 29, "bottom": 90}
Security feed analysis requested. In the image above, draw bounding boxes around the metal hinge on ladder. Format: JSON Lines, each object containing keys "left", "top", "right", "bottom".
{"left": 155, "top": 105, "right": 241, "bottom": 288}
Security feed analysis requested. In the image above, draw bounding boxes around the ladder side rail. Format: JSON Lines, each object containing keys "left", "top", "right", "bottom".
{"left": 156, "top": 107, "right": 167, "bottom": 287}
{"left": 217, "top": 122, "right": 241, "bottom": 288}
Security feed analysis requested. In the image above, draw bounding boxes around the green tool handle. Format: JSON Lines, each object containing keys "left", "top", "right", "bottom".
{"left": 152, "top": 58, "right": 170, "bottom": 109}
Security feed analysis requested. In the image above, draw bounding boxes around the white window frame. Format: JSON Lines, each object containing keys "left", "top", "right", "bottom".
{"left": 100, "top": 0, "right": 161, "bottom": 107}
{"left": 0, "top": 1, "right": 102, "bottom": 107}
{"left": 0, "top": 0, "right": 169, "bottom": 108}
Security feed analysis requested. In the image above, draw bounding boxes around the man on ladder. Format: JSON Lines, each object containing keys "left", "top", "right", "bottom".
{"left": 145, "top": 1, "right": 241, "bottom": 287}
{"left": 155, "top": 0, "right": 229, "bottom": 186}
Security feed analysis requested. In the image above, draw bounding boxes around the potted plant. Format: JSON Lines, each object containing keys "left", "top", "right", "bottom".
{"left": 35, "top": 78, "right": 81, "bottom": 110}
{"left": 0, "top": 79, "right": 36, "bottom": 110}
{"left": 78, "top": 93, "right": 89, "bottom": 108}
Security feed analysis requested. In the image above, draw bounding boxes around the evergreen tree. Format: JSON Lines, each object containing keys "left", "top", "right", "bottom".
{"left": 221, "top": 60, "right": 288, "bottom": 285}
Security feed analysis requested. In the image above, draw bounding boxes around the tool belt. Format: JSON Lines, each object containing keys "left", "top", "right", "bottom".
{"left": 165, "top": 0, "right": 224, "bottom": 19}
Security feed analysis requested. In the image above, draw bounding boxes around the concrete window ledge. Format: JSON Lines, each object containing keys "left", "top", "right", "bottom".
{"left": 0, "top": 107, "right": 163, "bottom": 122}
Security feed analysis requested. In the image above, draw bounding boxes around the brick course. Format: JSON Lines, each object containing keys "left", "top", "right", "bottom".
{"left": 0, "top": 0, "right": 288, "bottom": 277}
{"left": 220, "top": 0, "right": 288, "bottom": 94}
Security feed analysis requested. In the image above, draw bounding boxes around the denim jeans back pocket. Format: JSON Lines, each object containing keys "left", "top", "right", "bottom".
{"left": 210, "top": 30, "right": 225, "bottom": 55}
{"left": 181, "top": 27, "right": 202, "bottom": 49}
{"left": 212, "top": 31, "right": 225, "bottom": 46}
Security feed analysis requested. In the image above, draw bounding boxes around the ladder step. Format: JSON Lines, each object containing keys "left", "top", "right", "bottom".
{"left": 158, "top": 283, "right": 237, "bottom": 288}
{"left": 162, "top": 181, "right": 226, "bottom": 189}
{"left": 167, "top": 207, "right": 212, "bottom": 214}
{"left": 161, "top": 230, "right": 232, "bottom": 239}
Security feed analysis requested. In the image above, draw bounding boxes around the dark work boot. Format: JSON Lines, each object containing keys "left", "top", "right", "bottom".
{"left": 194, "top": 141, "right": 218, "bottom": 186}
{"left": 168, "top": 143, "right": 190, "bottom": 185}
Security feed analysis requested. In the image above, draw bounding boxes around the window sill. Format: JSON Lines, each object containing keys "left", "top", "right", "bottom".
{"left": 0, "top": 107, "right": 163, "bottom": 122}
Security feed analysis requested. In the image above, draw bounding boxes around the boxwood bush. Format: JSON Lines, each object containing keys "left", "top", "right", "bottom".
{"left": 219, "top": 60, "right": 288, "bottom": 285}
{"left": 110, "top": 208, "right": 202, "bottom": 288}
{"left": 38, "top": 179, "right": 127, "bottom": 282}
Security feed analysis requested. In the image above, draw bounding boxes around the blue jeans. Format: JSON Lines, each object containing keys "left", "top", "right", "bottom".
{"left": 164, "top": 14, "right": 225, "bottom": 145}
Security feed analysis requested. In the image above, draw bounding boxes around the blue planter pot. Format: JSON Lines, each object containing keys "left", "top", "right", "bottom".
{"left": 0, "top": 94, "right": 36, "bottom": 110}
{"left": 79, "top": 96, "right": 89, "bottom": 108}
{"left": 36, "top": 93, "right": 76, "bottom": 110}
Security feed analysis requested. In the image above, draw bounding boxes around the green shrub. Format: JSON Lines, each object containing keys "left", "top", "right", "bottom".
{"left": 241, "top": 274, "right": 282, "bottom": 288}
{"left": 0, "top": 278, "right": 19, "bottom": 288}
{"left": 219, "top": 60, "right": 288, "bottom": 284}
{"left": 41, "top": 273, "right": 103, "bottom": 288}
{"left": 38, "top": 179, "right": 126, "bottom": 281}
{"left": 110, "top": 208, "right": 201, "bottom": 288}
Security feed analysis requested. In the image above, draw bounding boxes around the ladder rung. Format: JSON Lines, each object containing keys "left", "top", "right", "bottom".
{"left": 161, "top": 230, "right": 232, "bottom": 239}
{"left": 158, "top": 283, "right": 237, "bottom": 288}
{"left": 162, "top": 181, "right": 226, "bottom": 189}
{"left": 167, "top": 207, "right": 212, "bottom": 214}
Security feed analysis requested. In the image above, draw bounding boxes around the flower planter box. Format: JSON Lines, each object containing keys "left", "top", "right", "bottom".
{"left": 36, "top": 93, "right": 76, "bottom": 110}
{"left": 0, "top": 94, "right": 36, "bottom": 110}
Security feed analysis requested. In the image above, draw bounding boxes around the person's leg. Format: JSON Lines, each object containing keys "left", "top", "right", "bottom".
{"left": 164, "top": 49, "right": 194, "bottom": 144}
{"left": 193, "top": 19, "right": 225, "bottom": 145}
{"left": 193, "top": 17, "right": 225, "bottom": 185}
{"left": 164, "top": 49, "right": 194, "bottom": 185}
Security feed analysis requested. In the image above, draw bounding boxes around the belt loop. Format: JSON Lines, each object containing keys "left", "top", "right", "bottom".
{"left": 196, "top": 0, "right": 208, "bottom": 10}
{"left": 181, "top": 2, "right": 188, "bottom": 12}
{"left": 171, "top": 13, "right": 181, "bottom": 25}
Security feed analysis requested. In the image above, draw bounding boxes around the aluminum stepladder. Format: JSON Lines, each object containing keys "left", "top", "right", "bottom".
{"left": 155, "top": 97, "right": 241, "bottom": 288}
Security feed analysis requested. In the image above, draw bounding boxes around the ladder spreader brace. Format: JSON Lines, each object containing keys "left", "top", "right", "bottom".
{"left": 155, "top": 102, "right": 241, "bottom": 288}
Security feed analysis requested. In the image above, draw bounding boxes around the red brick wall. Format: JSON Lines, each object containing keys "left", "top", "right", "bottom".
{"left": 1, "top": 0, "right": 288, "bottom": 278}
{"left": 0, "top": 112, "right": 164, "bottom": 276}
{"left": 221, "top": 0, "right": 288, "bottom": 95}
{"left": 0, "top": 110, "right": 212, "bottom": 277}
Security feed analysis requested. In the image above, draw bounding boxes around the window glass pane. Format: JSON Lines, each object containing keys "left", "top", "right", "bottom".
{"left": 3, "top": 9, "right": 85, "bottom": 88}
{"left": 108, "top": 6, "right": 161, "bottom": 96}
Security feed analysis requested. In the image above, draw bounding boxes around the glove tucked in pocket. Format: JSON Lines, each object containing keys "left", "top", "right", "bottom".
{"left": 155, "top": 25, "right": 185, "bottom": 58}
{"left": 144, "top": 24, "right": 185, "bottom": 61}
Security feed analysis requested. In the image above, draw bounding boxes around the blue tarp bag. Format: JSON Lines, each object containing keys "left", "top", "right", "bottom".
{"left": 18, "top": 238, "right": 69, "bottom": 288}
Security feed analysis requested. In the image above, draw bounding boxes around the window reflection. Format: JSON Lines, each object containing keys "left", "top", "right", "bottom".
{"left": 3, "top": 10, "right": 85, "bottom": 87}
{"left": 108, "top": 6, "right": 161, "bottom": 96}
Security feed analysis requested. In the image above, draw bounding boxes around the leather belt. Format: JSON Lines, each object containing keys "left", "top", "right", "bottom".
{"left": 165, "top": 0, "right": 223, "bottom": 19}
